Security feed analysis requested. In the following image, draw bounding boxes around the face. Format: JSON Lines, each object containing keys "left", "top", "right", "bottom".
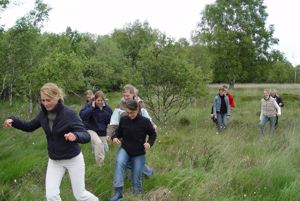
{"left": 86, "top": 94, "right": 93, "bottom": 102}
{"left": 219, "top": 90, "right": 225, "bottom": 96}
{"left": 263, "top": 90, "right": 269, "bottom": 98}
{"left": 125, "top": 108, "right": 139, "bottom": 119}
{"left": 270, "top": 92, "right": 275, "bottom": 97}
{"left": 123, "top": 90, "right": 134, "bottom": 101}
{"left": 40, "top": 92, "right": 59, "bottom": 111}
{"left": 95, "top": 97, "right": 104, "bottom": 107}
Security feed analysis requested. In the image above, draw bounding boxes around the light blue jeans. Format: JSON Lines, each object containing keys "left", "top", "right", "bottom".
{"left": 259, "top": 115, "right": 276, "bottom": 135}
{"left": 216, "top": 113, "right": 228, "bottom": 131}
{"left": 113, "top": 147, "right": 145, "bottom": 194}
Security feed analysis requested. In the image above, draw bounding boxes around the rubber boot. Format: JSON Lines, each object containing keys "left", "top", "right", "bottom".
{"left": 108, "top": 187, "right": 123, "bottom": 201}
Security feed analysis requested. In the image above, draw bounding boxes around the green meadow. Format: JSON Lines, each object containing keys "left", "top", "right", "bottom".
{"left": 1, "top": 84, "right": 300, "bottom": 201}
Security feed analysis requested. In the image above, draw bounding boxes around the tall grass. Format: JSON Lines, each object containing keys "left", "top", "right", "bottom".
{"left": 0, "top": 85, "right": 299, "bottom": 200}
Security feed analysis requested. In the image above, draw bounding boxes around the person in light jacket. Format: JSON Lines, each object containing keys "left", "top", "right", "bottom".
{"left": 3, "top": 83, "right": 99, "bottom": 201}
{"left": 259, "top": 89, "right": 281, "bottom": 135}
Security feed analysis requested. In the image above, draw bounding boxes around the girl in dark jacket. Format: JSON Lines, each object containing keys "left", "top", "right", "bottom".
{"left": 3, "top": 83, "right": 98, "bottom": 201}
{"left": 109, "top": 99, "right": 156, "bottom": 201}
{"left": 79, "top": 90, "right": 112, "bottom": 165}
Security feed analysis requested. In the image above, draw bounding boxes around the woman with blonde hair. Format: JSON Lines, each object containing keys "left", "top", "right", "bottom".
{"left": 3, "top": 83, "right": 99, "bottom": 201}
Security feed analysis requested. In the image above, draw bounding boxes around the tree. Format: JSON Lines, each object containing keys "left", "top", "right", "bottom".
{"left": 83, "top": 35, "right": 128, "bottom": 91}
{"left": 111, "top": 20, "right": 159, "bottom": 70}
{"left": 136, "top": 36, "right": 209, "bottom": 125}
{"left": 196, "top": 0, "right": 278, "bottom": 83}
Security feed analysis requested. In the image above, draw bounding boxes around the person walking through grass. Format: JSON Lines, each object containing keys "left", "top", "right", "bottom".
{"left": 79, "top": 90, "right": 112, "bottom": 166}
{"left": 270, "top": 89, "right": 284, "bottom": 129}
{"left": 213, "top": 86, "right": 231, "bottom": 134}
{"left": 107, "top": 84, "right": 157, "bottom": 177}
{"left": 109, "top": 99, "right": 157, "bottom": 201}
{"left": 259, "top": 89, "right": 281, "bottom": 135}
{"left": 3, "top": 83, "right": 99, "bottom": 201}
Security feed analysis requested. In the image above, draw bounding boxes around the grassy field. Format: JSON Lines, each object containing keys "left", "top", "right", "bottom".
{"left": 0, "top": 84, "right": 300, "bottom": 201}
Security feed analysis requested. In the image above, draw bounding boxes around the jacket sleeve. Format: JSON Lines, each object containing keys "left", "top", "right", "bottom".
{"left": 274, "top": 100, "right": 281, "bottom": 115}
{"left": 11, "top": 113, "right": 41, "bottom": 132}
{"left": 112, "top": 118, "right": 124, "bottom": 140}
{"left": 260, "top": 99, "right": 263, "bottom": 121}
{"left": 212, "top": 96, "right": 217, "bottom": 115}
{"left": 229, "top": 94, "right": 235, "bottom": 108}
{"left": 69, "top": 110, "right": 90, "bottom": 144}
{"left": 145, "top": 119, "right": 157, "bottom": 147}
{"left": 109, "top": 108, "right": 122, "bottom": 125}
{"left": 79, "top": 103, "right": 93, "bottom": 121}
{"left": 103, "top": 106, "right": 113, "bottom": 125}
{"left": 226, "top": 96, "right": 231, "bottom": 115}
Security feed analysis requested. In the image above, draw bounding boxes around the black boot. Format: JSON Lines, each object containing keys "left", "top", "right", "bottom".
{"left": 108, "top": 187, "right": 123, "bottom": 201}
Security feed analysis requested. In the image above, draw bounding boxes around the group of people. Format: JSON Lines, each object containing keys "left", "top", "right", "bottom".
{"left": 211, "top": 85, "right": 235, "bottom": 134}
{"left": 211, "top": 85, "right": 284, "bottom": 135}
{"left": 3, "top": 82, "right": 286, "bottom": 200}
{"left": 3, "top": 83, "right": 157, "bottom": 201}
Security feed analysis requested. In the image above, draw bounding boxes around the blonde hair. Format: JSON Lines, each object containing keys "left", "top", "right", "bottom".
{"left": 40, "top": 83, "right": 64, "bottom": 101}
{"left": 123, "top": 84, "right": 138, "bottom": 96}
{"left": 84, "top": 89, "right": 94, "bottom": 98}
{"left": 94, "top": 90, "right": 105, "bottom": 100}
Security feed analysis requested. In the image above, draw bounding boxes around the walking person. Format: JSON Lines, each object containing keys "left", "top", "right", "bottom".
{"left": 212, "top": 87, "right": 231, "bottom": 134}
{"left": 259, "top": 89, "right": 281, "bottom": 135}
{"left": 3, "top": 83, "right": 99, "bottom": 201}
{"left": 270, "top": 89, "right": 284, "bottom": 128}
{"left": 223, "top": 85, "right": 235, "bottom": 109}
{"left": 107, "top": 84, "right": 156, "bottom": 177}
{"left": 79, "top": 90, "right": 112, "bottom": 166}
{"left": 109, "top": 100, "right": 157, "bottom": 201}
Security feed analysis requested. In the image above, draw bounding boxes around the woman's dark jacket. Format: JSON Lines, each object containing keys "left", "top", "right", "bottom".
{"left": 79, "top": 102, "right": 112, "bottom": 136}
{"left": 112, "top": 114, "right": 156, "bottom": 156}
{"left": 11, "top": 101, "right": 90, "bottom": 160}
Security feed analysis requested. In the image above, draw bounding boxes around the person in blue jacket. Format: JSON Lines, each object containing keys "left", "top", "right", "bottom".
{"left": 3, "top": 83, "right": 99, "bottom": 201}
{"left": 79, "top": 90, "right": 112, "bottom": 165}
{"left": 213, "top": 86, "right": 231, "bottom": 134}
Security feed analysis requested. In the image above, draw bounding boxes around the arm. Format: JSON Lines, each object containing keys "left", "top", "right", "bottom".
{"left": 69, "top": 110, "right": 91, "bottom": 144}
{"left": 144, "top": 119, "right": 157, "bottom": 149}
{"left": 260, "top": 100, "right": 263, "bottom": 121}
{"left": 212, "top": 97, "right": 217, "bottom": 116}
{"left": 7, "top": 113, "right": 41, "bottom": 132}
{"left": 226, "top": 96, "right": 231, "bottom": 116}
{"left": 79, "top": 103, "right": 94, "bottom": 121}
{"left": 277, "top": 97, "right": 284, "bottom": 107}
{"left": 109, "top": 108, "right": 122, "bottom": 125}
{"left": 112, "top": 118, "right": 124, "bottom": 144}
{"left": 103, "top": 106, "right": 113, "bottom": 125}
{"left": 274, "top": 100, "right": 281, "bottom": 116}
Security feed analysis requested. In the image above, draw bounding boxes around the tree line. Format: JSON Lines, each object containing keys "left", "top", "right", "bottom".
{"left": 0, "top": 0, "right": 299, "bottom": 123}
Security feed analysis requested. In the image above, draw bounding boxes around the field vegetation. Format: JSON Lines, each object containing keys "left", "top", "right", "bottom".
{"left": 0, "top": 84, "right": 300, "bottom": 201}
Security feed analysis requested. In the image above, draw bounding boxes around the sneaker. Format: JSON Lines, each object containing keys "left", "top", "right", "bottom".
{"left": 216, "top": 131, "right": 219, "bottom": 135}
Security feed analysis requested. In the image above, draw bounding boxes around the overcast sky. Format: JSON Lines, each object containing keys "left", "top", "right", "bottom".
{"left": 1, "top": 0, "right": 299, "bottom": 66}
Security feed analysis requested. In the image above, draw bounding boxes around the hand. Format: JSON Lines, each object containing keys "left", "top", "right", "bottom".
{"left": 144, "top": 142, "right": 151, "bottom": 150}
{"left": 3, "top": 119, "right": 13, "bottom": 128}
{"left": 277, "top": 113, "right": 281, "bottom": 116}
{"left": 92, "top": 101, "right": 95, "bottom": 108}
{"left": 226, "top": 115, "right": 230, "bottom": 119}
{"left": 113, "top": 138, "right": 121, "bottom": 144}
{"left": 64, "top": 132, "right": 77, "bottom": 141}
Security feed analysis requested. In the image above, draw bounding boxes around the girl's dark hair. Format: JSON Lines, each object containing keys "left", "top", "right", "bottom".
{"left": 125, "top": 99, "right": 139, "bottom": 111}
